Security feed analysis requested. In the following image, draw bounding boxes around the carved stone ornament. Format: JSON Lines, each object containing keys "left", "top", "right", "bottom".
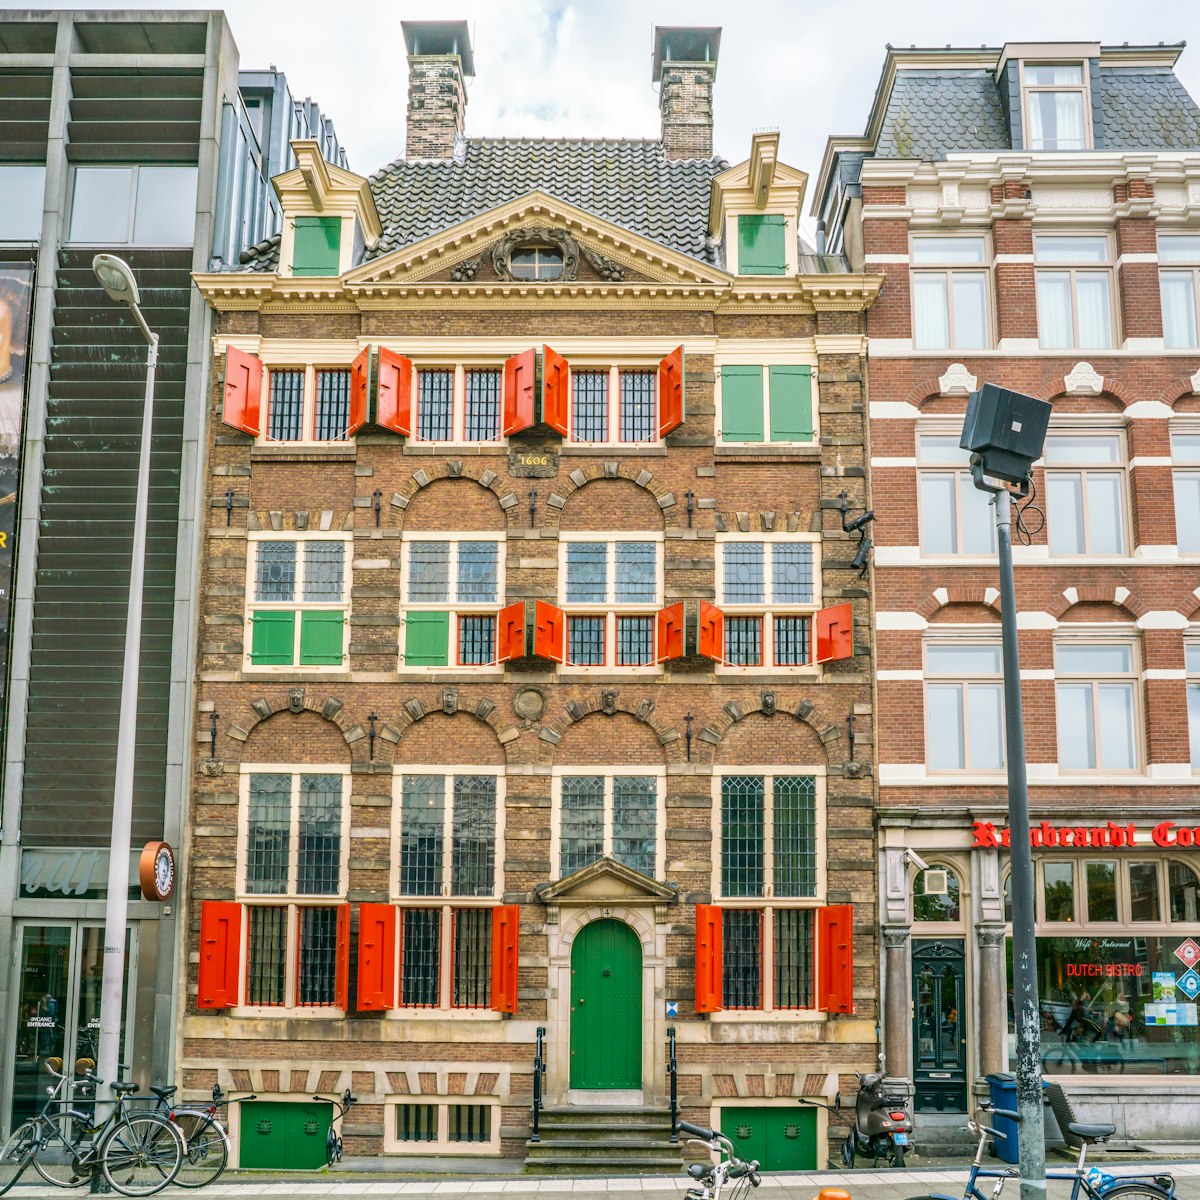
{"left": 938, "top": 363, "right": 977, "bottom": 396}
{"left": 450, "top": 254, "right": 483, "bottom": 282}
{"left": 492, "top": 226, "right": 581, "bottom": 282}
{"left": 200, "top": 760, "right": 225, "bottom": 777}
{"left": 513, "top": 688, "right": 546, "bottom": 722}
{"left": 844, "top": 760, "right": 867, "bottom": 779}
{"left": 882, "top": 926, "right": 911, "bottom": 949}
{"left": 1190, "top": 366, "right": 1200, "bottom": 395}
{"left": 976, "top": 925, "right": 1007, "bottom": 948}
{"left": 582, "top": 246, "right": 626, "bottom": 281}
{"left": 601, "top": 689, "right": 618, "bottom": 716}
{"left": 1065, "top": 361, "right": 1104, "bottom": 396}
{"left": 287, "top": 687, "right": 305, "bottom": 714}
{"left": 760, "top": 690, "right": 776, "bottom": 717}
{"left": 442, "top": 688, "right": 458, "bottom": 715}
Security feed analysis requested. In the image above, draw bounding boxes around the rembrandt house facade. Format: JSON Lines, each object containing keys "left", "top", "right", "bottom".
{"left": 185, "top": 23, "right": 881, "bottom": 1170}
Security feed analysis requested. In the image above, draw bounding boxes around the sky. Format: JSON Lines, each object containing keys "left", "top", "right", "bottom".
{"left": 38, "top": 0, "right": 1200, "bottom": 192}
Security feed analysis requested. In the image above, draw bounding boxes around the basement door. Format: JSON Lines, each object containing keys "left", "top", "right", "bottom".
{"left": 569, "top": 919, "right": 641, "bottom": 1090}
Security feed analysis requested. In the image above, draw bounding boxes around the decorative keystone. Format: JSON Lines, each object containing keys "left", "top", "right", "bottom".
{"left": 699, "top": 726, "right": 721, "bottom": 745}
{"left": 479, "top": 469, "right": 498, "bottom": 488}
{"left": 475, "top": 699, "right": 496, "bottom": 720}
{"left": 760, "top": 512, "right": 776, "bottom": 532}
{"left": 723, "top": 701, "right": 744, "bottom": 721}
{"left": 295, "top": 510, "right": 309, "bottom": 530}
{"left": 412, "top": 469, "right": 431, "bottom": 488}
{"left": 391, "top": 493, "right": 409, "bottom": 509}
{"left": 269, "top": 511, "right": 283, "bottom": 531}
{"left": 938, "top": 363, "right": 977, "bottom": 396}
{"left": 446, "top": 460, "right": 462, "bottom": 477}
{"left": 251, "top": 698, "right": 273, "bottom": 720}
{"left": 379, "top": 724, "right": 402, "bottom": 744}
{"left": 604, "top": 461, "right": 619, "bottom": 478}
{"left": 1065, "top": 362, "right": 1104, "bottom": 396}
{"left": 635, "top": 469, "right": 654, "bottom": 488}
{"left": 564, "top": 700, "right": 585, "bottom": 722}
{"left": 538, "top": 727, "right": 561, "bottom": 744}
{"left": 635, "top": 699, "right": 656, "bottom": 723}
{"left": 796, "top": 699, "right": 815, "bottom": 719}
{"left": 735, "top": 512, "right": 750, "bottom": 532}
{"left": 403, "top": 699, "right": 425, "bottom": 721}
{"left": 569, "top": 469, "right": 587, "bottom": 487}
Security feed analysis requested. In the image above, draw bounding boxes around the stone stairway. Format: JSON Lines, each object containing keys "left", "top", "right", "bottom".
{"left": 524, "top": 1106, "right": 686, "bottom": 1175}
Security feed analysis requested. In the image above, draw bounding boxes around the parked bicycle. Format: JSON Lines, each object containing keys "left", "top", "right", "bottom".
{"left": 0, "top": 1060, "right": 183, "bottom": 1197}
{"left": 313, "top": 1088, "right": 357, "bottom": 1167}
{"left": 148, "top": 1082, "right": 254, "bottom": 1188}
{"left": 678, "top": 1119, "right": 761, "bottom": 1200}
{"left": 902, "top": 1102, "right": 1176, "bottom": 1200}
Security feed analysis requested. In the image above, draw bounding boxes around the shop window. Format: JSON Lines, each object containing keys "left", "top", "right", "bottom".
{"left": 1042, "top": 861, "right": 1075, "bottom": 922}
{"left": 552, "top": 771, "right": 662, "bottom": 879}
{"left": 1035, "top": 235, "right": 1113, "bottom": 350}
{"left": 917, "top": 434, "right": 997, "bottom": 555}
{"left": 914, "top": 867, "right": 961, "bottom": 922}
{"left": 1054, "top": 640, "right": 1139, "bottom": 771}
{"left": 718, "top": 364, "right": 815, "bottom": 444}
{"left": 247, "top": 537, "right": 348, "bottom": 670}
{"left": 1169, "top": 862, "right": 1200, "bottom": 923}
{"left": 69, "top": 164, "right": 197, "bottom": 246}
{"left": 0, "top": 165, "right": 44, "bottom": 241}
{"left": 924, "top": 643, "right": 1005, "bottom": 772}
{"left": 1129, "top": 861, "right": 1161, "bottom": 923}
{"left": 737, "top": 214, "right": 787, "bottom": 275}
{"left": 1160, "top": 235, "right": 1200, "bottom": 349}
{"left": 1037, "top": 858, "right": 1200, "bottom": 928}
{"left": 911, "top": 236, "right": 990, "bottom": 350}
{"left": 292, "top": 216, "right": 341, "bottom": 276}
{"left": 1173, "top": 431, "right": 1200, "bottom": 556}
{"left": 1022, "top": 63, "right": 1089, "bottom": 151}
{"left": 1044, "top": 433, "right": 1127, "bottom": 556}
{"left": 1085, "top": 860, "right": 1118, "bottom": 922}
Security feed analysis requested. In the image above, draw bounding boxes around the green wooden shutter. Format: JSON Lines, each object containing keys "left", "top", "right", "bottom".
{"left": 737, "top": 214, "right": 787, "bottom": 275}
{"left": 721, "top": 365, "right": 765, "bottom": 442}
{"left": 293, "top": 216, "right": 342, "bottom": 276}
{"left": 250, "top": 610, "right": 296, "bottom": 665}
{"left": 404, "top": 611, "right": 450, "bottom": 666}
{"left": 768, "top": 365, "right": 814, "bottom": 442}
{"left": 299, "top": 611, "right": 345, "bottom": 665}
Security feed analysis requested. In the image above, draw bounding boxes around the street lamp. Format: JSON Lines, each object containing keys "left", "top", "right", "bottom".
{"left": 92, "top": 254, "right": 159, "bottom": 1100}
{"left": 962, "top": 384, "right": 1052, "bottom": 1200}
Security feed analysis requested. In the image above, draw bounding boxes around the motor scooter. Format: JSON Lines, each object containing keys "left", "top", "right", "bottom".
{"left": 839, "top": 1070, "right": 914, "bottom": 1168}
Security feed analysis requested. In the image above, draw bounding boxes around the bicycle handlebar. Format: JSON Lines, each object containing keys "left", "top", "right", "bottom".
{"left": 678, "top": 1119, "right": 719, "bottom": 1141}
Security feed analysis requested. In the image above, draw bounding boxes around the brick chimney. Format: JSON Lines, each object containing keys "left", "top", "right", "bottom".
{"left": 653, "top": 26, "right": 720, "bottom": 160}
{"left": 402, "top": 20, "right": 474, "bottom": 160}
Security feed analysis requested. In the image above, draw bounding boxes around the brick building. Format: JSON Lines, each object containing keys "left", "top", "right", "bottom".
{"left": 186, "top": 22, "right": 882, "bottom": 1171}
{"left": 815, "top": 41, "right": 1200, "bottom": 1142}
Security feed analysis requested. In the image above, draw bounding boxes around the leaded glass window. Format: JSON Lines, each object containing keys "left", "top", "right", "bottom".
{"left": 465, "top": 369, "right": 501, "bottom": 441}
{"left": 722, "top": 544, "right": 765, "bottom": 603}
{"left": 620, "top": 370, "right": 655, "bottom": 442}
{"left": 721, "top": 776, "right": 765, "bottom": 898}
{"left": 245, "top": 772, "right": 343, "bottom": 896}
{"left": 400, "top": 908, "right": 441, "bottom": 1006}
{"left": 246, "top": 906, "right": 287, "bottom": 1005}
{"left": 303, "top": 542, "right": 345, "bottom": 602}
{"left": 457, "top": 543, "right": 498, "bottom": 602}
{"left": 572, "top": 371, "right": 608, "bottom": 442}
{"left": 296, "top": 907, "right": 338, "bottom": 1006}
{"left": 558, "top": 774, "right": 660, "bottom": 878}
{"left": 314, "top": 369, "right": 350, "bottom": 441}
{"left": 566, "top": 544, "right": 607, "bottom": 602}
{"left": 560, "top": 776, "right": 605, "bottom": 876}
{"left": 400, "top": 775, "right": 445, "bottom": 896}
{"left": 617, "top": 616, "right": 654, "bottom": 666}
{"left": 247, "top": 773, "right": 291, "bottom": 893}
{"left": 726, "top": 617, "right": 762, "bottom": 667}
{"left": 408, "top": 543, "right": 451, "bottom": 602}
{"left": 719, "top": 773, "right": 817, "bottom": 899}
{"left": 297, "top": 774, "right": 342, "bottom": 895}
{"left": 615, "top": 542, "right": 656, "bottom": 603}
{"left": 256, "top": 543, "right": 296, "bottom": 602}
{"left": 722, "top": 909, "right": 762, "bottom": 1009}
{"left": 774, "top": 909, "right": 814, "bottom": 1008}
{"left": 458, "top": 616, "right": 495, "bottom": 666}
{"left": 452, "top": 776, "right": 496, "bottom": 896}
{"left": 398, "top": 772, "right": 499, "bottom": 898}
{"left": 568, "top": 616, "right": 605, "bottom": 666}
{"left": 268, "top": 369, "right": 305, "bottom": 441}
{"left": 772, "top": 544, "right": 814, "bottom": 603}
{"left": 613, "top": 776, "right": 656, "bottom": 876}
{"left": 417, "top": 369, "right": 454, "bottom": 441}
{"left": 452, "top": 909, "right": 492, "bottom": 1008}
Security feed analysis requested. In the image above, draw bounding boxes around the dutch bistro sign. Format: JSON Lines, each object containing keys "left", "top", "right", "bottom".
{"left": 973, "top": 820, "right": 1200, "bottom": 849}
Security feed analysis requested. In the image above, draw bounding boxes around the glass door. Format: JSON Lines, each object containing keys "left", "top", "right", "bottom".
{"left": 8, "top": 923, "right": 135, "bottom": 1133}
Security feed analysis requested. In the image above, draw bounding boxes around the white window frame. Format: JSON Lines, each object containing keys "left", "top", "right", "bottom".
{"left": 66, "top": 163, "right": 198, "bottom": 247}
{"left": 384, "top": 1097, "right": 502, "bottom": 1155}
{"left": 923, "top": 638, "right": 1006, "bottom": 774}
{"left": 710, "top": 768, "right": 826, "bottom": 1017}
{"left": 1171, "top": 426, "right": 1200, "bottom": 556}
{"left": 565, "top": 362, "right": 663, "bottom": 447}
{"left": 245, "top": 532, "right": 351, "bottom": 673}
{"left": 408, "top": 361, "right": 507, "bottom": 447}
{"left": 1034, "top": 233, "right": 1116, "bottom": 350}
{"left": 917, "top": 428, "right": 997, "bottom": 556}
{"left": 233, "top": 765, "right": 350, "bottom": 1017}
{"left": 1042, "top": 429, "right": 1129, "bottom": 557}
{"left": 557, "top": 533, "right": 664, "bottom": 674}
{"left": 909, "top": 234, "right": 992, "bottom": 351}
{"left": 1053, "top": 634, "right": 1142, "bottom": 774}
{"left": 714, "top": 359, "right": 821, "bottom": 446}
{"left": 399, "top": 532, "right": 506, "bottom": 675}
{"left": 1159, "top": 235, "right": 1200, "bottom": 350}
{"left": 550, "top": 767, "right": 666, "bottom": 881}
{"left": 714, "top": 532, "right": 821, "bottom": 673}
{"left": 259, "top": 362, "right": 357, "bottom": 446}
{"left": 1020, "top": 61, "right": 1092, "bottom": 151}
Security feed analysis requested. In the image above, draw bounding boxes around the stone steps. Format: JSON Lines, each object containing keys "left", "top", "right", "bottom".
{"left": 524, "top": 1106, "right": 684, "bottom": 1175}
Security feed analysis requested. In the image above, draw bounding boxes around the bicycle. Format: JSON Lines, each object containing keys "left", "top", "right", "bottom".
{"left": 313, "top": 1088, "right": 357, "bottom": 1166}
{"left": 148, "top": 1082, "right": 254, "bottom": 1188}
{"left": 677, "top": 1119, "right": 762, "bottom": 1200}
{"left": 0, "top": 1061, "right": 183, "bottom": 1197}
{"left": 902, "top": 1103, "right": 1176, "bottom": 1200}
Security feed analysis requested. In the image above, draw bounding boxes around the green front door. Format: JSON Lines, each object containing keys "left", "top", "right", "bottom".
{"left": 569, "top": 919, "right": 642, "bottom": 1089}
{"left": 723, "top": 1106, "right": 818, "bottom": 1171}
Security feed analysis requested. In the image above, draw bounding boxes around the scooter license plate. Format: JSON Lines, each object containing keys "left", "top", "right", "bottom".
{"left": 893, "top": 1133, "right": 910, "bottom": 1145}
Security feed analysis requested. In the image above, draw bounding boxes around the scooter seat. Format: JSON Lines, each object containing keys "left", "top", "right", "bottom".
{"left": 1068, "top": 1121, "right": 1115, "bottom": 1141}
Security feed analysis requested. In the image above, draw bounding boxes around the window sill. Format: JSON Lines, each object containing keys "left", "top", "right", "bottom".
{"left": 715, "top": 444, "right": 820, "bottom": 458}
{"left": 709, "top": 1009, "right": 825, "bottom": 1023}
{"left": 382, "top": 1142, "right": 501, "bottom": 1157}
{"left": 397, "top": 664, "right": 505, "bottom": 676}
{"left": 715, "top": 666, "right": 820, "bottom": 676}
{"left": 557, "top": 667, "right": 664, "bottom": 678}
{"left": 252, "top": 445, "right": 356, "bottom": 462}
{"left": 379, "top": 1008, "right": 503, "bottom": 1022}
{"left": 561, "top": 444, "right": 668, "bottom": 456}
{"left": 230, "top": 1006, "right": 346, "bottom": 1019}
{"left": 403, "top": 442, "right": 507, "bottom": 454}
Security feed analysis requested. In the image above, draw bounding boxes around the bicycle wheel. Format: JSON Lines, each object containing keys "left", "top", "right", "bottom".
{"left": 32, "top": 1115, "right": 92, "bottom": 1189}
{"left": 172, "top": 1114, "right": 229, "bottom": 1188}
{"left": 99, "top": 1113, "right": 183, "bottom": 1197}
{"left": 0, "top": 1122, "right": 39, "bottom": 1196}
{"left": 1103, "top": 1185, "right": 1172, "bottom": 1200}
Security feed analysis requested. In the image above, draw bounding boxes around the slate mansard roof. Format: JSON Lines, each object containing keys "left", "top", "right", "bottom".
{"left": 1096, "top": 67, "right": 1200, "bottom": 149}
{"left": 239, "top": 137, "right": 730, "bottom": 273}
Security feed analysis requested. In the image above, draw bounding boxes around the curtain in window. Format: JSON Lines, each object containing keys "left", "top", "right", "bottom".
{"left": 1036, "top": 273, "right": 1074, "bottom": 348}
{"left": 926, "top": 685, "right": 965, "bottom": 770}
{"left": 1074, "top": 273, "right": 1112, "bottom": 348}
{"left": 1174, "top": 473, "right": 1200, "bottom": 553}
{"left": 1056, "top": 683, "right": 1096, "bottom": 768}
{"left": 912, "top": 274, "right": 950, "bottom": 350}
{"left": 968, "top": 684, "right": 1005, "bottom": 770}
{"left": 1097, "top": 684, "right": 1136, "bottom": 770}
{"left": 1028, "top": 88, "right": 1085, "bottom": 150}
{"left": 1161, "top": 273, "right": 1198, "bottom": 349}
{"left": 1188, "top": 683, "right": 1200, "bottom": 769}
{"left": 952, "top": 273, "right": 988, "bottom": 348}
{"left": 961, "top": 477, "right": 997, "bottom": 554}
{"left": 1084, "top": 473, "right": 1124, "bottom": 554}
{"left": 918, "top": 474, "right": 957, "bottom": 554}
{"left": 1046, "top": 474, "right": 1086, "bottom": 554}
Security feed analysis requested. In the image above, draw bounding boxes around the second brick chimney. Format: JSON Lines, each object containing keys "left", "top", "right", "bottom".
{"left": 653, "top": 26, "right": 720, "bottom": 160}
{"left": 402, "top": 19, "right": 474, "bottom": 160}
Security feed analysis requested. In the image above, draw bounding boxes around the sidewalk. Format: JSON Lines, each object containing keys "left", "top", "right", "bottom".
{"left": 9, "top": 1163, "right": 1200, "bottom": 1200}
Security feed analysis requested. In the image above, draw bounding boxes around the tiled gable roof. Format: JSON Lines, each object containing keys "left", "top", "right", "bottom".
{"left": 365, "top": 137, "right": 728, "bottom": 266}
{"left": 1096, "top": 67, "right": 1200, "bottom": 150}
{"left": 875, "top": 69, "right": 1011, "bottom": 159}
{"left": 238, "top": 234, "right": 281, "bottom": 272}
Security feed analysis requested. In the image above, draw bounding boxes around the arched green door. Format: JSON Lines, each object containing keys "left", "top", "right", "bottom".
{"left": 569, "top": 919, "right": 642, "bottom": 1089}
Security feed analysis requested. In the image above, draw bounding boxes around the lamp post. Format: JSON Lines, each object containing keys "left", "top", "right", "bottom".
{"left": 92, "top": 254, "right": 158, "bottom": 1099}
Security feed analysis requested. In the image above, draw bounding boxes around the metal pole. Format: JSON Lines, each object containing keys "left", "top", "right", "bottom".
{"left": 96, "top": 327, "right": 158, "bottom": 1097}
{"left": 993, "top": 487, "right": 1045, "bottom": 1199}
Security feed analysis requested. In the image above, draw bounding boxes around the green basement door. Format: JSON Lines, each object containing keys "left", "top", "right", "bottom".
{"left": 238, "top": 1100, "right": 331, "bottom": 1170}
{"left": 722, "top": 1106, "right": 818, "bottom": 1171}
{"left": 569, "top": 919, "right": 642, "bottom": 1089}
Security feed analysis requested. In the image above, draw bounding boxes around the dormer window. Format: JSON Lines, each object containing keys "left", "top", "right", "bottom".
{"left": 508, "top": 243, "right": 564, "bottom": 281}
{"left": 1022, "top": 63, "right": 1089, "bottom": 151}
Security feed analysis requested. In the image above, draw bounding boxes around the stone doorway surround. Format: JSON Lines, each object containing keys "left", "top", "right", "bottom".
{"left": 536, "top": 859, "right": 677, "bottom": 1107}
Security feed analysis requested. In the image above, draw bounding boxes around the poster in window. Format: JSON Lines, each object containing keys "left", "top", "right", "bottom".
{"left": 0, "top": 264, "right": 34, "bottom": 720}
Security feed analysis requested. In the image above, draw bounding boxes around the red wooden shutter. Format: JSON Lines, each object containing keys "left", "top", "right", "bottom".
{"left": 542, "top": 345, "right": 569, "bottom": 435}
{"left": 497, "top": 600, "right": 527, "bottom": 662}
{"left": 197, "top": 901, "right": 242, "bottom": 1009}
{"left": 357, "top": 903, "right": 396, "bottom": 1012}
{"left": 656, "top": 602, "right": 685, "bottom": 662}
{"left": 532, "top": 600, "right": 564, "bottom": 662}
{"left": 657, "top": 344, "right": 685, "bottom": 438}
{"left": 815, "top": 602, "right": 854, "bottom": 664}
{"left": 697, "top": 601, "right": 724, "bottom": 663}
{"left": 376, "top": 347, "right": 413, "bottom": 436}
{"left": 348, "top": 346, "right": 372, "bottom": 437}
{"left": 695, "top": 904, "right": 723, "bottom": 1014}
{"left": 817, "top": 904, "right": 855, "bottom": 1014}
{"left": 490, "top": 904, "right": 520, "bottom": 1014}
{"left": 334, "top": 903, "right": 352, "bottom": 1011}
{"left": 503, "top": 348, "right": 538, "bottom": 436}
{"left": 221, "top": 347, "right": 263, "bottom": 436}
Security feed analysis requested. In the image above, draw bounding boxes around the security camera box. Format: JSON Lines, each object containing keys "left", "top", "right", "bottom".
{"left": 960, "top": 383, "right": 1052, "bottom": 484}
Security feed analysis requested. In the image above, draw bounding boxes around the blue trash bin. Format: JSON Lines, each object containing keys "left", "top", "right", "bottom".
{"left": 985, "top": 1073, "right": 1019, "bottom": 1163}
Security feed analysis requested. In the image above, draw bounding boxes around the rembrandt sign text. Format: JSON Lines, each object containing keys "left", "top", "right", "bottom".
{"left": 972, "top": 819, "right": 1200, "bottom": 850}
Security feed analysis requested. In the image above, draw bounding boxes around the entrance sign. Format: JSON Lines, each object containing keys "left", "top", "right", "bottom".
{"left": 972, "top": 820, "right": 1200, "bottom": 849}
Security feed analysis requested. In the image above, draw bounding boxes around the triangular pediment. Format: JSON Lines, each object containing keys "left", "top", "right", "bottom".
{"left": 344, "top": 191, "right": 731, "bottom": 288}
{"left": 536, "top": 857, "right": 679, "bottom": 905}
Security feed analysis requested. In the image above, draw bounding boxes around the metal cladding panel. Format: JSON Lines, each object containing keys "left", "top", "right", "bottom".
{"left": 21, "top": 249, "right": 191, "bottom": 847}
{"left": 0, "top": 69, "right": 52, "bottom": 160}
{"left": 66, "top": 69, "right": 204, "bottom": 163}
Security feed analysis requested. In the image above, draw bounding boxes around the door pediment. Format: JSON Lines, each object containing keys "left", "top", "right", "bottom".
{"left": 536, "top": 857, "right": 678, "bottom": 906}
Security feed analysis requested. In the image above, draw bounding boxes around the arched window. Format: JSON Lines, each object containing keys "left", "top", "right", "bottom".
{"left": 913, "top": 865, "right": 961, "bottom": 921}
{"left": 1170, "top": 860, "right": 1200, "bottom": 923}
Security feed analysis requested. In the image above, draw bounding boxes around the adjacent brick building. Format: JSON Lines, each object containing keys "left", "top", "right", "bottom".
{"left": 815, "top": 40, "right": 1200, "bottom": 1143}
{"left": 187, "top": 21, "right": 881, "bottom": 1171}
